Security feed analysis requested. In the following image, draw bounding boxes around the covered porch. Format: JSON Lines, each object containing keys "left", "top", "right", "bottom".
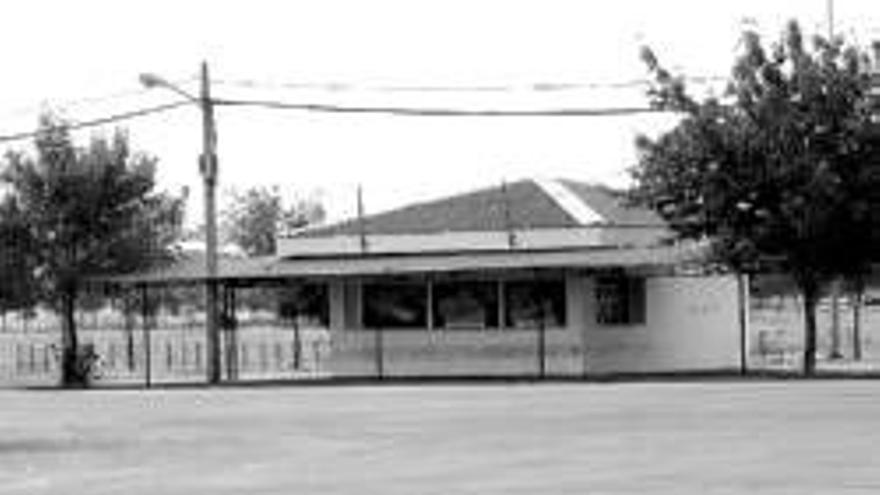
{"left": 93, "top": 241, "right": 745, "bottom": 383}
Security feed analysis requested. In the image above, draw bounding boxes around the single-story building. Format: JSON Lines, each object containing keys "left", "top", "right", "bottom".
{"left": 114, "top": 178, "right": 748, "bottom": 379}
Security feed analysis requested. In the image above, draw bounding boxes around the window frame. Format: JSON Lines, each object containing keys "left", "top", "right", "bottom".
{"left": 595, "top": 275, "right": 646, "bottom": 326}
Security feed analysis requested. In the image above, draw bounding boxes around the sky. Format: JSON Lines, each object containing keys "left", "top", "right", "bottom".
{"left": 0, "top": 0, "right": 878, "bottom": 226}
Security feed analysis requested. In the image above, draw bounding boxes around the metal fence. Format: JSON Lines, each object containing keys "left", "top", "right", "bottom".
{"left": 3, "top": 293, "right": 880, "bottom": 386}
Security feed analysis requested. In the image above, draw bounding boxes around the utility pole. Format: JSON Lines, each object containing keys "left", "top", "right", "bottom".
{"left": 827, "top": 0, "right": 835, "bottom": 40}
{"left": 201, "top": 61, "right": 221, "bottom": 385}
{"left": 139, "top": 62, "right": 222, "bottom": 384}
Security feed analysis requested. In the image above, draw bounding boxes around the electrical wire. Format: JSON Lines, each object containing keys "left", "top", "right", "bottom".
{"left": 0, "top": 100, "right": 191, "bottom": 144}
{"left": 213, "top": 75, "right": 728, "bottom": 94}
{"left": 0, "top": 77, "right": 199, "bottom": 123}
{"left": 215, "top": 97, "right": 669, "bottom": 117}
{"left": 0, "top": 84, "right": 674, "bottom": 146}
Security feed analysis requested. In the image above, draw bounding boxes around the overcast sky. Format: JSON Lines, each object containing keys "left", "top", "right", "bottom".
{"left": 0, "top": 0, "right": 878, "bottom": 225}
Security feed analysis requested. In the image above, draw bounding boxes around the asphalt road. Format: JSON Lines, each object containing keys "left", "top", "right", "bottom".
{"left": 1, "top": 381, "right": 880, "bottom": 494}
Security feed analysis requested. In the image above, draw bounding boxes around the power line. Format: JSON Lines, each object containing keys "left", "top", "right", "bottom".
{"left": 0, "top": 77, "right": 199, "bottom": 122}
{"left": 0, "top": 100, "right": 191, "bottom": 144}
{"left": 216, "top": 97, "right": 669, "bottom": 117}
{"left": 213, "top": 75, "right": 727, "bottom": 94}
{"left": 0, "top": 92, "right": 672, "bottom": 146}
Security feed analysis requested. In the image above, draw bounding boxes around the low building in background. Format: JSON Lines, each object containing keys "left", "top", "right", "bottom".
{"left": 108, "top": 178, "right": 747, "bottom": 380}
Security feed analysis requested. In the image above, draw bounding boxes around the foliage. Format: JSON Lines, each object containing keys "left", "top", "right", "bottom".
{"left": 631, "top": 21, "right": 880, "bottom": 374}
{"left": 1, "top": 114, "right": 184, "bottom": 386}
{"left": 221, "top": 185, "right": 324, "bottom": 256}
{"left": 0, "top": 196, "right": 38, "bottom": 312}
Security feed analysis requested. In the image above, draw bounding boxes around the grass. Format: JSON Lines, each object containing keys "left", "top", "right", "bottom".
{"left": 2, "top": 381, "right": 880, "bottom": 494}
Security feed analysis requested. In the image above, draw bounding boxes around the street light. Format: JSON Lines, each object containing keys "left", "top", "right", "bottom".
{"left": 140, "top": 62, "right": 221, "bottom": 385}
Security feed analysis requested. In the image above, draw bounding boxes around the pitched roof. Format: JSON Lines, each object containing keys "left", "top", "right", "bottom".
{"left": 559, "top": 180, "right": 664, "bottom": 226}
{"left": 295, "top": 178, "right": 663, "bottom": 239}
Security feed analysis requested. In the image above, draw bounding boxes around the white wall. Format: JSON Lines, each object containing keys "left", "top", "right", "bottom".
{"left": 278, "top": 228, "right": 605, "bottom": 257}
{"left": 322, "top": 273, "right": 743, "bottom": 377}
{"left": 580, "top": 275, "right": 742, "bottom": 373}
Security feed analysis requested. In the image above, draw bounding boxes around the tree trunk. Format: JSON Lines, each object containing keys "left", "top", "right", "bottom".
{"left": 829, "top": 279, "right": 843, "bottom": 359}
{"left": 853, "top": 285, "right": 863, "bottom": 361}
{"left": 59, "top": 287, "right": 81, "bottom": 387}
{"left": 802, "top": 285, "right": 819, "bottom": 376}
{"left": 292, "top": 316, "right": 301, "bottom": 370}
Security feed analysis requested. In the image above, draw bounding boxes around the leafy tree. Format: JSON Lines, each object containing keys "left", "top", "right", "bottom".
{"left": 221, "top": 185, "right": 324, "bottom": 256}
{"left": 631, "top": 21, "right": 880, "bottom": 374}
{"left": 2, "top": 114, "right": 184, "bottom": 386}
{"left": 0, "top": 196, "right": 37, "bottom": 314}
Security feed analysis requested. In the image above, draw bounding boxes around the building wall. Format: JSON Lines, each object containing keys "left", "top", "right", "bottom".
{"left": 322, "top": 273, "right": 743, "bottom": 377}
{"left": 580, "top": 274, "right": 742, "bottom": 374}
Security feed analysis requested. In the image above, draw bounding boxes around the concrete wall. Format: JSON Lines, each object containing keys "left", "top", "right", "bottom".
{"left": 322, "top": 273, "right": 742, "bottom": 377}
{"left": 581, "top": 275, "right": 742, "bottom": 374}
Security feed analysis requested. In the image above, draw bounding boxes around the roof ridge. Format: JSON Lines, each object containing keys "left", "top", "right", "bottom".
{"left": 531, "top": 178, "right": 604, "bottom": 225}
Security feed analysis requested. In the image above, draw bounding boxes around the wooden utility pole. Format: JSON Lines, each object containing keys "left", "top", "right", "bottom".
{"left": 827, "top": 0, "right": 835, "bottom": 40}
{"left": 200, "top": 61, "right": 221, "bottom": 385}
{"left": 138, "top": 62, "right": 220, "bottom": 384}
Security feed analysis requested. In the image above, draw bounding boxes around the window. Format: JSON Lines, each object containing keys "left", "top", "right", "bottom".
{"left": 505, "top": 279, "right": 566, "bottom": 328}
{"left": 276, "top": 283, "right": 329, "bottom": 327}
{"left": 433, "top": 281, "right": 498, "bottom": 329}
{"left": 363, "top": 282, "right": 427, "bottom": 328}
{"left": 595, "top": 276, "right": 645, "bottom": 325}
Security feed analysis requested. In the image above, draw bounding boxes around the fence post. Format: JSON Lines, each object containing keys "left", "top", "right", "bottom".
{"left": 738, "top": 272, "right": 750, "bottom": 375}
{"left": 538, "top": 306, "right": 546, "bottom": 379}
{"left": 43, "top": 344, "right": 51, "bottom": 373}
{"left": 274, "top": 342, "right": 283, "bottom": 373}
{"left": 195, "top": 341, "right": 203, "bottom": 372}
{"left": 125, "top": 287, "right": 136, "bottom": 371}
{"left": 223, "top": 284, "right": 238, "bottom": 381}
{"left": 141, "top": 284, "right": 152, "bottom": 388}
{"left": 293, "top": 317, "right": 301, "bottom": 371}
{"left": 165, "top": 341, "right": 173, "bottom": 371}
{"left": 375, "top": 326, "right": 384, "bottom": 379}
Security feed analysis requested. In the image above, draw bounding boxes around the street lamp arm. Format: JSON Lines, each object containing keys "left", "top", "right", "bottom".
{"left": 138, "top": 63, "right": 222, "bottom": 385}
{"left": 139, "top": 73, "right": 199, "bottom": 102}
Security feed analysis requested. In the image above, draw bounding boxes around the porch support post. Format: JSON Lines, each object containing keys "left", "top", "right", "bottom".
{"left": 497, "top": 278, "right": 506, "bottom": 331}
{"left": 538, "top": 298, "right": 546, "bottom": 379}
{"left": 426, "top": 276, "right": 435, "bottom": 333}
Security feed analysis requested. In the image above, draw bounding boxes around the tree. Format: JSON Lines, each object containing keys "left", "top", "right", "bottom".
{"left": 1, "top": 114, "right": 184, "bottom": 386}
{"left": 0, "top": 196, "right": 38, "bottom": 316}
{"left": 221, "top": 185, "right": 324, "bottom": 257}
{"left": 631, "top": 21, "right": 880, "bottom": 375}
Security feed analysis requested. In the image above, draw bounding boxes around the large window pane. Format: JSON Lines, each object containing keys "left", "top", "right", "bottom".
{"left": 363, "top": 282, "right": 427, "bottom": 329}
{"left": 277, "top": 283, "right": 329, "bottom": 327}
{"left": 505, "top": 279, "right": 566, "bottom": 328}
{"left": 433, "top": 281, "right": 498, "bottom": 329}
{"left": 595, "top": 276, "right": 645, "bottom": 326}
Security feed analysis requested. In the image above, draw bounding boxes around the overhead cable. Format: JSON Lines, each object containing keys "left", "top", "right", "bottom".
{"left": 215, "top": 98, "right": 669, "bottom": 117}
{"left": 213, "top": 75, "right": 727, "bottom": 94}
{"left": 0, "top": 101, "right": 191, "bottom": 144}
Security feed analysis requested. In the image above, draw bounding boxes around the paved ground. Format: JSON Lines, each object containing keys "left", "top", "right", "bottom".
{"left": 1, "top": 381, "right": 880, "bottom": 494}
